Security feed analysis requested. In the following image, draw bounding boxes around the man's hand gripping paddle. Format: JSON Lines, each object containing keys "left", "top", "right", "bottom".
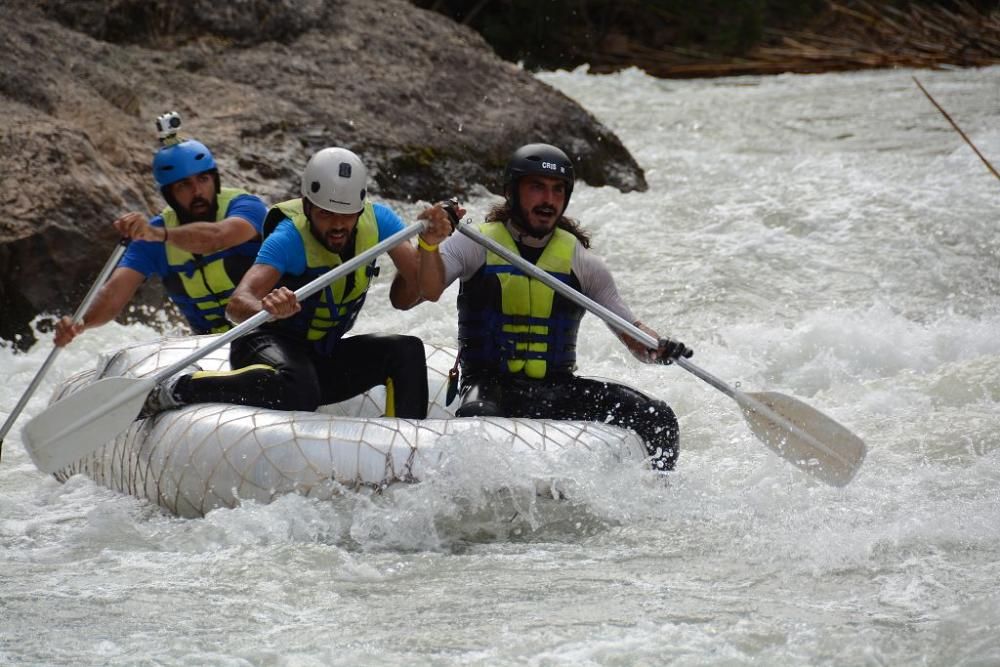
{"left": 440, "top": 201, "right": 866, "bottom": 486}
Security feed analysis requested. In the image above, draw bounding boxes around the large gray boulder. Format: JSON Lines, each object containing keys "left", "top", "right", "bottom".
{"left": 0, "top": 0, "right": 646, "bottom": 350}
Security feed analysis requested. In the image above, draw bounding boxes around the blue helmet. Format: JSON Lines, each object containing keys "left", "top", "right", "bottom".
{"left": 152, "top": 139, "right": 217, "bottom": 189}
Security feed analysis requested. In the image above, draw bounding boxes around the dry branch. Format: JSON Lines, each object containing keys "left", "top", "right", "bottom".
{"left": 588, "top": 0, "right": 1000, "bottom": 79}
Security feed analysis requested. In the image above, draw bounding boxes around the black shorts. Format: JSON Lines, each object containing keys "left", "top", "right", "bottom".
{"left": 175, "top": 330, "right": 429, "bottom": 418}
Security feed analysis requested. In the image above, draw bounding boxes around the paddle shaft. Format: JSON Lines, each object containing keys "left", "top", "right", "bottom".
{"left": 913, "top": 76, "right": 1000, "bottom": 183}
{"left": 0, "top": 239, "right": 130, "bottom": 453}
{"left": 150, "top": 220, "right": 427, "bottom": 384}
{"left": 455, "top": 221, "right": 845, "bottom": 458}
{"left": 456, "top": 221, "right": 720, "bottom": 381}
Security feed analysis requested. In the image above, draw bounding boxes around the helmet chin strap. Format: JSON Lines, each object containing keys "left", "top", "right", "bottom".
{"left": 509, "top": 209, "right": 532, "bottom": 238}
{"left": 505, "top": 188, "right": 530, "bottom": 238}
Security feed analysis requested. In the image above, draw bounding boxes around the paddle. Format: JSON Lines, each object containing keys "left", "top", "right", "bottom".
{"left": 0, "top": 239, "right": 130, "bottom": 463}
{"left": 913, "top": 76, "right": 1000, "bottom": 184}
{"left": 452, "top": 216, "right": 867, "bottom": 487}
{"left": 22, "top": 220, "right": 427, "bottom": 474}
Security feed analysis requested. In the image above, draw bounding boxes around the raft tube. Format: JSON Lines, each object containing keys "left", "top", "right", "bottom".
{"left": 47, "top": 336, "right": 650, "bottom": 517}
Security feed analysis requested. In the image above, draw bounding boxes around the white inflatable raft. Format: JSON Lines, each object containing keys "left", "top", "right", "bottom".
{"left": 46, "top": 336, "right": 649, "bottom": 517}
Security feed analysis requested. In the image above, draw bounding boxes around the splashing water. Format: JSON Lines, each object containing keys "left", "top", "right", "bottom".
{"left": 1, "top": 65, "right": 999, "bottom": 665}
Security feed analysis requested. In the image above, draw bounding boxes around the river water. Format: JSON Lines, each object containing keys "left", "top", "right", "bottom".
{"left": 2, "top": 65, "right": 998, "bottom": 666}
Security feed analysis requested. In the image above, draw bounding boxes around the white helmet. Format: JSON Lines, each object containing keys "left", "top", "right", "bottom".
{"left": 301, "top": 147, "right": 368, "bottom": 214}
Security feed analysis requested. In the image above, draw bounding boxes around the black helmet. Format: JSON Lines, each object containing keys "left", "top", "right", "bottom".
{"left": 504, "top": 143, "right": 575, "bottom": 213}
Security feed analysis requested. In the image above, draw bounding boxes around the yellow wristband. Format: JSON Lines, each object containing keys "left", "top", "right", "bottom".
{"left": 417, "top": 236, "right": 439, "bottom": 252}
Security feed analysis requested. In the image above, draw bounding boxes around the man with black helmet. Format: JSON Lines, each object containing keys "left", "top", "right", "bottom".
{"left": 54, "top": 115, "right": 267, "bottom": 346}
{"left": 417, "top": 143, "right": 692, "bottom": 471}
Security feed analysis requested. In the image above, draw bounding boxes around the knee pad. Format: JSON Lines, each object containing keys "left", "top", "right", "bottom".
{"left": 383, "top": 335, "right": 426, "bottom": 365}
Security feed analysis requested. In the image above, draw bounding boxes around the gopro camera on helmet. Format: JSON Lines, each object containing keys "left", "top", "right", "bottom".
{"left": 155, "top": 111, "right": 183, "bottom": 143}
{"left": 151, "top": 114, "right": 217, "bottom": 189}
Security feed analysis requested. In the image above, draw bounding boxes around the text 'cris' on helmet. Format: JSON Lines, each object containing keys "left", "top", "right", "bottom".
{"left": 301, "top": 147, "right": 368, "bottom": 215}
{"left": 152, "top": 140, "right": 218, "bottom": 190}
{"left": 503, "top": 143, "right": 576, "bottom": 207}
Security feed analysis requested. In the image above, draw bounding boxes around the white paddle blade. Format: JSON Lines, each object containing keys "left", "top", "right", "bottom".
{"left": 737, "top": 391, "right": 866, "bottom": 487}
{"left": 21, "top": 376, "right": 155, "bottom": 474}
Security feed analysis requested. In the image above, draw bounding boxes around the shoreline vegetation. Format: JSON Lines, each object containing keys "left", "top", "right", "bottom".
{"left": 413, "top": 0, "right": 1000, "bottom": 77}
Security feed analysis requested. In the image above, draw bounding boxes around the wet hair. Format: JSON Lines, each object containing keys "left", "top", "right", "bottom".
{"left": 486, "top": 201, "right": 591, "bottom": 249}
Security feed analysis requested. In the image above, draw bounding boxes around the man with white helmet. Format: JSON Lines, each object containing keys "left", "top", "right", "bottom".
{"left": 54, "top": 113, "right": 267, "bottom": 346}
{"left": 140, "top": 146, "right": 454, "bottom": 417}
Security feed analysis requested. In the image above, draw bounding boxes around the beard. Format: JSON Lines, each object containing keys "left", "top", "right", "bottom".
{"left": 514, "top": 203, "right": 560, "bottom": 238}
{"left": 177, "top": 196, "right": 218, "bottom": 223}
{"left": 311, "top": 221, "right": 356, "bottom": 254}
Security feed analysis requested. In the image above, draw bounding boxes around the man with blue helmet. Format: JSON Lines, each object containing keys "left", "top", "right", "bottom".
{"left": 54, "top": 113, "right": 267, "bottom": 346}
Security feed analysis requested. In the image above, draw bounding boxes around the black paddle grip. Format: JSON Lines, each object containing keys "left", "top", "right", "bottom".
{"left": 441, "top": 197, "right": 462, "bottom": 229}
{"left": 656, "top": 337, "right": 694, "bottom": 365}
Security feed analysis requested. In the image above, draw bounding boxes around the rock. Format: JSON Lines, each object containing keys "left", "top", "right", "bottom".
{"left": 0, "top": 0, "right": 646, "bottom": 350}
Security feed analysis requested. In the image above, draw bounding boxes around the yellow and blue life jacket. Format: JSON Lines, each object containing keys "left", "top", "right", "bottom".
{"left": 161, "top": 187, "right": 260, "bottom": 334}
{"left": 457, "top": 222, "right": 585, "bottom": 379}
{"left": 266, "top": 198, "right": 380, "bottom": 355}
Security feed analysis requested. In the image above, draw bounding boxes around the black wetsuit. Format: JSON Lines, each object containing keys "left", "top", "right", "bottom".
{"left": 457, "top": 373, "right": 679, "bottom": 471}
{"left": 446, "top": 223, "right": 680, "bottom": 471}
{"left": 173, "top": 330, "right": 429, "bottom": 417}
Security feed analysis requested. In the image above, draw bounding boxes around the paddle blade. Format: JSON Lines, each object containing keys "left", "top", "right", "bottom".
{"left": 736, "top": 391, "right": 866, "bottom": 487}
{"left": 21, "top": 376, "right": 154, "bottom": 474}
